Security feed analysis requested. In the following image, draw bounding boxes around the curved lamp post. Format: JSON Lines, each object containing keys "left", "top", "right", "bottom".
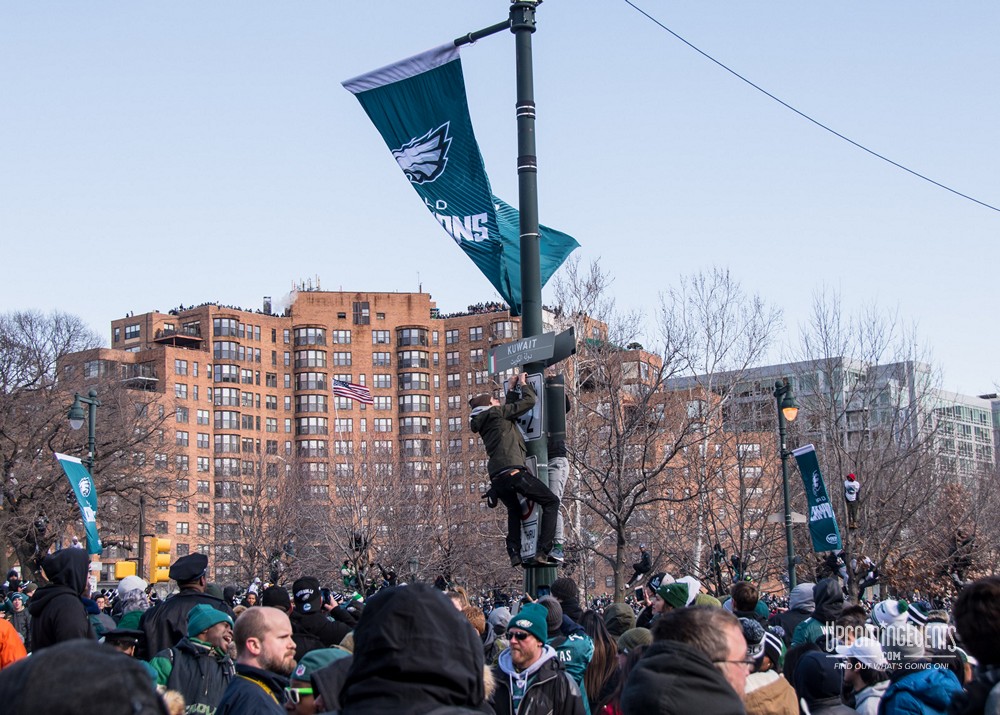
{"left": 773, "top": 379, "right": 799, "bottom": 590}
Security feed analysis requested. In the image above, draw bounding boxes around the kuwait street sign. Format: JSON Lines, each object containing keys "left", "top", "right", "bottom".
{"left": 489, "top": 332, "right": 556, "bottom": 373}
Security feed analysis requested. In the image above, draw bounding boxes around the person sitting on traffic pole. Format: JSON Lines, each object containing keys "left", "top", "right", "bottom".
{"left": 470, "top": 371, "right": 561, "bottom": 568}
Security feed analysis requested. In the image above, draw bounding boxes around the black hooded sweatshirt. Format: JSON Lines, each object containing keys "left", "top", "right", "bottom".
{"left": 28, "top": 548, "right": 94, "bottom": 652}
{"left": 339, "top": 583, "right": 489, "bottom": 715}
{"left": 620, "top": 640, "right": 746, "bottom": 715}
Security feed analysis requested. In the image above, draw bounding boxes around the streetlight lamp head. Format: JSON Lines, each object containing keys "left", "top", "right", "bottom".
{"left": 68, "top": 396, "right": 86, "bottom": 430}
{"left": 781, "top": 398, "right": 799, "bottom": 423}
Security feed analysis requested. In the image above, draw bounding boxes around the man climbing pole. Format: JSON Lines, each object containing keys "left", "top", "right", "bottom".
{"left": 471, "top": 371, "right": 561, "bottom": 568}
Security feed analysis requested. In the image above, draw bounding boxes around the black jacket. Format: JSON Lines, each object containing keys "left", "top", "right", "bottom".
{"left": 470, "top": 383, "right": 535, "bottom": 476}
{"left": 290, "top": 609, "right": 351, "bottom": 660}
{"left": 28, "top": 548, "right": 94, "bottom": 652}
{"left": 155, "top": 637, "right": 235, "bottom": 715}
{"left": 216, "top": 663, "right": 287, "bottom": 715}
{"left": 140, "top": 589, "right": 235, "bottom": 659}
{"left": 491, "top": 650, "right": 585, "bottom": 715}
{"left": 620, "top": 640, "right": 746, "bottom": 715}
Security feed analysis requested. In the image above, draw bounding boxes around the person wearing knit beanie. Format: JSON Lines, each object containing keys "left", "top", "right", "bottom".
{"left": 550, "top": 577, "right": 584, "bottom": 622}
{"left": 617, "top": 627, "right": 652, "bottom": 655}
{"left": 871, "top": 599, "right": 909, "bottom": 628}
{"left": 654, "top": 582, "right": 689, "bottom": 612}
{"left": 507, "top": 602, "right": 549, "bottom": 645}
{"left": 537, "top": 596, "right": 564, "bottom": 639}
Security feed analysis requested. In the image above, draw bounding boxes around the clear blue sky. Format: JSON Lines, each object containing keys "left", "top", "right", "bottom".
{"left": 2, "top": 2, "right": 997, "bottom": 393}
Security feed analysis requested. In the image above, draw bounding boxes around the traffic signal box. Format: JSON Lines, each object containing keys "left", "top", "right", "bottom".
{"left": 150, "top": 537, "right": 172, "bottom": 583}
{"left": 115, "top": 560, "right": 137, "bottom": 579}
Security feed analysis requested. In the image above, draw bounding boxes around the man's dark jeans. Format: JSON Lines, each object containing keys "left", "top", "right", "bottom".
{"left": 490, "top": 467, "right": 559, "bottom": 560}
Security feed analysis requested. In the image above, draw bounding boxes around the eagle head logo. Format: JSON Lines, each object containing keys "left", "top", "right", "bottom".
{"left": 393, "top": 123, "right": 452, "bottom": 184}
{"left": 812, "top": 471, "right": 821, "bottom": 497}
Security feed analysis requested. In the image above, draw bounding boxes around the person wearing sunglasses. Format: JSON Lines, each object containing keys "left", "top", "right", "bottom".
{"left": 490, "top": 602, "right": 585, "bottom": 715}
{"left": 284, "top": 648, "right": 349, "bottom": 714}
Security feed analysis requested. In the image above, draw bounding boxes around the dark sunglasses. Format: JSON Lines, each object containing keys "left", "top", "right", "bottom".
{"left": 284, "top": 687, "right": 313, "bottom": 704}
{"left": 508, "top": 630, "right": 533, "bottom": 642}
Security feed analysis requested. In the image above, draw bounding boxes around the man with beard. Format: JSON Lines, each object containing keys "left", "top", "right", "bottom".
{"left": 28, "top": 548, "right": 94, "bottom": 651}
{"left": 217, "top": 606, "right": 297, "bottom": 715}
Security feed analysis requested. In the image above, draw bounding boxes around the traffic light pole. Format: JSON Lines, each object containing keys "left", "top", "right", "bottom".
{"left": 138, "top": 495, "right": 146, "bottom": 580}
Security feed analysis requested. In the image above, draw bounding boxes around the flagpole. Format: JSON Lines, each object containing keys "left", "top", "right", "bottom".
{"left": 510, "top": 0, "right": 553, "bottom": 598}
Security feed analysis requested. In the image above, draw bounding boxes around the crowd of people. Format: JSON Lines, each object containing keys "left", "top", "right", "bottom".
{"left": 3, "top": 546, "right": 1000, "bottom": 715}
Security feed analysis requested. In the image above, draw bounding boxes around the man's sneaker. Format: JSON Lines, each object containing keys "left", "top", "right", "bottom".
{"left": 532, "top": 552, "right": 561, "bottom": 566}
{"left": 550, "top": 544, "right": 565, "bottom": 562}
{"left": 510, "top": 554, "right": 523, "bottom": 568}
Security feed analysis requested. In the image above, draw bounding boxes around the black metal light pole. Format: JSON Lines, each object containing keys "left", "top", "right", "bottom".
{"left": 510, "top": 0, "right": 554, "bottom": 596}
{"left": 774, "top": 379, "right": 799, "bottom": 590}
{"left": 68, "top": 388, "right": 100, "bottom": 475}
{"left": 68, "top": 388, "right": 100, "bottom": 553}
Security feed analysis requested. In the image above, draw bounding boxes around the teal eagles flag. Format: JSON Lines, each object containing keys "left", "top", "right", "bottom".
{"left": 54, "top": 452, "right": 102, "bottom": 555}
{"left": 791, "top": 444, "right": 842, "bottom": 553}
{"left": 343, "top": 43, "right": 579, "bottom": 315}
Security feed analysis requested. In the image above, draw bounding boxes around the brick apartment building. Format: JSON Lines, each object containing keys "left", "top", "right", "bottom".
{"left": 66, "top": 289, "right": 783, "bottom": 595}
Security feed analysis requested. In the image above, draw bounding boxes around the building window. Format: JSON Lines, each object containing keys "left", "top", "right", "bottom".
{"left": 174, "top": 384, "right": 188, "bottom": 399}
{"left": 469, "top": 327, "right": 483, "bottom": 341}
{"left": 447, "top": 373, "right": 461, "bottom": 388}
{"left": 372, "top": 353, "right": 391, "bottom": 368}
{"left": 372, "top": 374, "right": 392, "bottom": 389}
{"left": 196, "top": 433, "right": 210, "bottom": 450}
{"left": 491, "top": 321, "right": 518, "bottom": 340}
{"left": 469, "top": 348, "right": 484, "bottom": 363}
{"left": 214, "top": 411, "right": 239, "bottom": 430}
{"left": 295, "top": 350, "right": 327, "bottom": 369}
{"left": 400, "top": 417, "right": 431, "bottom": 434}
{"left": 175, "top": 431, "right": 189, "bottom": 447}
{"left": 373, "top": 418, "right": 392, "bottom": 433}
{"left": 446, "top": 351, "right": 460, "bottom": 367}
{"left": 196, "top": 409, "right": 209, "bottom": 425}
{"left": 399, "top": 372, "right": 429, "bottom": 391}
{"left": 445, "top": 329, "right": 459, "bottom": 345}
{"left": 154, "top": 521, "right": 168, "bottom": 535}
{"left": 397, "top": 351, "right": 428, "bottom": 369}
{"left": 175, "top": 359, "right": 188, "bottom": 376}
{"left": 125, "top": 324, "right": 141, "bottom": 340}
{"left": 113, "top": 327, "right": 121, "bottom": 343}
{"left": 353, "top": 301, "right": 370, "bottom": 325}
{"left": 294, "top": 327, "right": 326, "bottom": 346}
{"left": 176, "top": 407, "right": 189, "bottom": 423}
{"left": 372, "top": 330, "right": 391, "bottom": 345}
{"left": 213, "top": 365, "right": 239, "bottom": 383}
{"left": 296, "top": 372, "right": 327, "bottom": 390}
{"left": 332, "top": 352, "right": 352, "bottom": 366}
{"left": 296, "top": 417, "right": 329, "bottom": 435}
{"left": 197, "top": 480, "right": 210, "bottom": 494}
{"left": 448, "top": 417, "right": 463, "bottom": 432}
{"left": 397, "top": 328, "right": 428, "bottom": 347}
{"left": 296, "top": 395, "right": 328, "bottom": 413}
{"left": 373, "top": 396, "right": 392, "bottom": 410}
{"left": 399, "top": 395, "right": 431, "bottom": 413}
{"left": 197, "top": 456, "right": 210, "bottom": 472}
{"left": 334, "top": 418, "right": 353, "bottom": 433}
{"left": 331, "top": 330, "right": 352, "bottom": 345}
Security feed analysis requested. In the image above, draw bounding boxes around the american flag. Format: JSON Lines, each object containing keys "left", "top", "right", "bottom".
{"left": 332, "top": 379, "right": 374, "bottom": 405}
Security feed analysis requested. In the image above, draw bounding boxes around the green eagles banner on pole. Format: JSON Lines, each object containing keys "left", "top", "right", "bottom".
{"left": 343, "top": 43, "right": 579, "bottom": 315}
{"left": 791, "top": 444, "right": 842, "bottom": 553}
{"left": 54, "top": 452, "right": 102, "bottom": 555}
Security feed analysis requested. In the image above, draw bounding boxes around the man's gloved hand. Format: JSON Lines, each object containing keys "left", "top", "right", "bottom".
{"left": 482, "top": 487, "right": 499, "bottom": 509}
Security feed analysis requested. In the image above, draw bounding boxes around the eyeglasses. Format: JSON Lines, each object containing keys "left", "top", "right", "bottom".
{"left": 284, "top": 687, "right": 313, "bottom": 705}
{"left": 714, "top": 658, "right": 756, "bottom": 670}
{"left": 508, "top": 630, "right": 533, "bottom": 642}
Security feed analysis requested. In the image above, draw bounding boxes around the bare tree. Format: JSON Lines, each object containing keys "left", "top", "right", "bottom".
{"left": 0, "top": 311, "right": 175, "bottom": 580}
{"left": 550, "top": 263, "right": 781, "bottom": 601}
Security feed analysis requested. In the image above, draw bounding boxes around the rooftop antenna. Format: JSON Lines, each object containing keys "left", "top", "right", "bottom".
{"left": 418, "top": 272, "right": 422, "bottom": 293}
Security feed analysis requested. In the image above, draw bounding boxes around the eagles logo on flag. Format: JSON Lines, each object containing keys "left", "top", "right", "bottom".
{"left": 343, "top": 42, "right": 579, "bottom": 314}
{"left": 394, "top": 123, "right": 452, "bottom": 184}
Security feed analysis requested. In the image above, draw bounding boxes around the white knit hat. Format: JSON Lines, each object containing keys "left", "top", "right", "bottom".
{"left": 871, "top": 599, "right": 909, "bottom": 627}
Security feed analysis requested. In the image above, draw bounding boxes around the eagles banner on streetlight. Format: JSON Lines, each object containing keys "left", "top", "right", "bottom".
{"left": 791, "top": 444, "right": 842, "bottom": 553}
{"left": 54, "top": 452, "right": 102, "bottom": 555}
{"left": 343, "top": 43, "right": 579, "bottom": 315}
